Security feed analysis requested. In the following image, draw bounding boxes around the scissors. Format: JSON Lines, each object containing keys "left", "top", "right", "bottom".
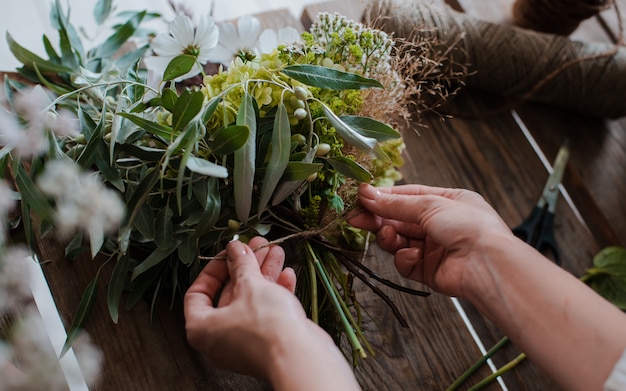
{"left": 512, "top": 140, "right": 570, "bottom": 265}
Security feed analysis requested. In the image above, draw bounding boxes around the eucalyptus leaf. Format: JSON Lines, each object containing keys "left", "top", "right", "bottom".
{"left": 13, "top": 161, "right": 53, "bottom": 221}
{"left": 94, "top": 11, "right": 146, "bottom": 59}
{"left": 186, "top": 156, "right": 229, "bottom": 178}
{"left": 202, "top": 97, "right": 220, "bottom": 123}
{"left": 339, "top": 116, "right": 401, "bottom": 142}
{"left": 234, "top": 93, "right": 257, "bottom": 224}
{"left": 326, "top": 156, "right": 373, "bottom": 182}
{"left": 178, "top": 234, "right": 198, "bottom": 265}
{"left": 61, "top": 276, "right": 99, "bottom": 356}
{"left": 94, "top": 0, "right": 114, "bottom": 25}
{"left": 155, "top": 205, "right": 174, "bottom": 249}
{"left": 258, "top": 102, "right": 291, "bottom": 214}
{"left": 282, "top": 64, "right": 383, "bottom": 90}
{"left": 172, "top": 89, "right": 204, "bottom": 133}
{"left": 211, "top": 125, "right": 250, "bottom": 155}
{"left": 117, "top": 112, "right": 173, "bottom": 140}
{"left": 133, "top": 201, "right": 155, "bottom": 240}
{"left": 282, "top": 162, "right": 324, "bottom": 181}
{"left": 131, "top": 241, "right": 179, "bottom": 281}
{"left": 163, "top": 54, "right": 196, "bottom": 82}
{"left": 195, "top": 177, "right": 221, "bottom": 236}
{"left": 272, "top": 145, "right": 318, "bottom": 206}
{"left": 7, "top": 32, "right": 74, "bottom": 74}
{"left": 88, "top": 221, "right": 105, "bottom": 258}
{"left": 107, "top": 254, "right": 130, "bottom": 323}
{"left": 322, "top": 103, "right": 389, "bottom": 162}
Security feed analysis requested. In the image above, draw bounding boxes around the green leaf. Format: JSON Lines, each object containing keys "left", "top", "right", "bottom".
{"left": 272, "top": 146, "right": 318, "bottom": 206}
{"left": 195, "top": 177, "right": 221, "bottom": 236}
{"left": 88, "top": 221, "right": 105, "bottom": 258}
{"left": 120, "top": 168, "right": 160, "bottom": 249}
{"left": 583, "top": 246, "right": 626, "bottom": 310}
{"left": 64, "top": 232, "right": 86, "bottom": 261}
{"left": 211, "top": 125, "right": 250, "bottom": 155}
{"left": 202, "top": 97, "right": 221, "bottom": 123}
{"left": 258, "top": 102, "right": 291, "bottom": 214}
{"left": 234, "top": 93, "right": 257, "bottom": 224}
{"left": 94, "top": 11, "right": 146, "bottom": 59}
{"left": 326, "top": 156, "right": 373, "bottom": 182}
{"left": 339, "top": 116, "right": 401, "bottom": 142}
{"left": 94, "top": 0, "right": 114, "bottom": 25}
{"left": 322, "top": 103, "right": 389, "bottom": 162}
{"left": 282, "top": 64, "right": 383, "bottom": 90}
{"left": 282, "top": 162, "right": 323, "bottom": 181}
{"left": 117, "top": 112, "right": 173, "bottom": 140}
{"left": 163, "top": 54, "right": 196, "bottom": 82}
{"left": 172, "top": 89, "right": 204, "bottom": 133}
{"left": 161, "top": 88, "right": 178, "bottom": 112}
{"left": 133, "top": 201, "right": 155, "bottom": 240}
{"left": 178, "top": 234, "right": 198, "bottom": 266}
{"left": 6, "top": 32, "right": 74, "bottom": 74}
{"left": 186, "top": 156, "right": 229, "bottom": 178}
{"left": 155, "top": 205, "right": 174, "bottom": 249}
{"left": 61, "top": 276, "right": 99, "bottom": 356}
{"left": 13, "top": 161, "right": 53, "bottom": 221}
{"left": 131, "top": 241, "right": 179, "bottom": 281}
{"left": 107, "top": 254, "right": 130, "bottom": 323}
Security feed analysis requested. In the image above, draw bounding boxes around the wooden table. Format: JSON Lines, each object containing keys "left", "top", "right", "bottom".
{"left": 20, "top": 0, "right": 626, "bottom": 390}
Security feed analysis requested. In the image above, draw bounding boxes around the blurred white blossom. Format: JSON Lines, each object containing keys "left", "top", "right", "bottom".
{"left": 145, "top": 14, "right": 219, "bottom": 80}
{"left": 37, "top": 160, "right": 125, "bottom": 246}
{"left": 207, "top": 15, "right": 262, "bottom": 66}
{"left": 0, "top": 246, "right": 31, "bottom": 311}
{"left": 257, "top": 26, "right": 301, "bottom": 54}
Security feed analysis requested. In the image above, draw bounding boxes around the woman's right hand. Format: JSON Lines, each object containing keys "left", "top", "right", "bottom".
{"left": 348, "top": 183, "right": 516, "bottom": 298}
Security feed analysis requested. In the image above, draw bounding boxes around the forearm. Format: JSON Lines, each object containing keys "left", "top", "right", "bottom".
{"left": 267, "top": 322, "right": 360, "bottom": 391}
{"left": 465, "top": 233, "right": 626, "bottom": 391}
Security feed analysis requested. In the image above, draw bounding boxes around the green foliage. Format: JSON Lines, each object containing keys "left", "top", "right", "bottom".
{"left": 4, "top": 1, "right": 408, "bottom": 360}
{"left": 582, "top": 246, "right": 626, "bottom": 310}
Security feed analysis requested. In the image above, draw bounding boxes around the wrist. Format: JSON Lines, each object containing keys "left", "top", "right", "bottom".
{"left": 266, "top": 321, "right": 359, "bottom": 391}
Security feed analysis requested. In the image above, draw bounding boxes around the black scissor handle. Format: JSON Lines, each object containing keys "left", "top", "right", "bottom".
{"left": 512, "top": 206, "right": 561, "bottom": 266}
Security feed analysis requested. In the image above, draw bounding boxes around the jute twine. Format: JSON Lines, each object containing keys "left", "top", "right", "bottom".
{"left": 513, "top": 0, "right": 611, "bottom": 36}
{"left": 369, "top": 0, "right": 626, "bottom": 118}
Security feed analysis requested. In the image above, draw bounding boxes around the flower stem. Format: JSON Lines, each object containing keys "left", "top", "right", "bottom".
{"left": 305, "top": 242, "right": 366, "bottom": 358}
{"left": 467, "top": 353, "right": 527, "bottom": 391}
{"left": 446, "top": 336, "right": 510, "bottom": 391}
{"left": 308, "top": 252, "right": 319, "bottom": 323}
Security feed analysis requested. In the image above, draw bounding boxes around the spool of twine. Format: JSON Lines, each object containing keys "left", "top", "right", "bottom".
{"left": 368, "top": 0, "right": 626, "bottom": 118}
{"left": 512, "top": 0, "right": 610, "bottom": 36}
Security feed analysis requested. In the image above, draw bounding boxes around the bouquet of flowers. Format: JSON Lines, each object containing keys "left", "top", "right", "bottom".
{"left": 1, "top": 0, "right": 436, "bottom": 362}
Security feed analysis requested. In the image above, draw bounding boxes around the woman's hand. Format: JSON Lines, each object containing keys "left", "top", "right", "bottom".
{"left": 349, "top": 183, "right": 514, "bottom": 297}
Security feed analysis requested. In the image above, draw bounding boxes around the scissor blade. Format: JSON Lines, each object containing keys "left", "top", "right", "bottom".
{"left": 541, "top": 139, "right": 570, "bottom": 212}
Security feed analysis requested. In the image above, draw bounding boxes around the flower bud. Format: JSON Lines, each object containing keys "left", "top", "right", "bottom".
{"left": 316, "top": 143, "right": 331, "bottom": 156}
{"left": 294, "top": 86, "right": 308, "bottom": 101}
{"left": 289, "top": 96, "right": 305, "bottom": 109}
{"left": 228, "top": 219, "right": 241, "bottom": 232}
{"left": 294, "top": 108, "right": 308, "bottom": 120}
{"left": 291, "top": 134, "right": 306, "bottom": 145}
{"left": 306, "top": 172, "right": 318, "bottom": 182}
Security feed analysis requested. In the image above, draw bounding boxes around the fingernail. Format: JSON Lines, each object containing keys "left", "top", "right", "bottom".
{"left": 360, "top": 183, "right": 380, "bottom": 201}
{"left": 405, "top": 248, "right": 420, "bottom": 261}
{"left": 227, "top": 240, "right": 248, "bottom": 259}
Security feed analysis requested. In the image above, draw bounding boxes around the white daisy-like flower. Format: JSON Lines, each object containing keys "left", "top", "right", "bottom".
{"left": 257, "top": 26, "right": 301, "bottom": 54}
{"left": 144, "top": 14, "right": 219, "bottom": 81}
{"left": 207, "top": 15, "right": 262, "bottom": 66}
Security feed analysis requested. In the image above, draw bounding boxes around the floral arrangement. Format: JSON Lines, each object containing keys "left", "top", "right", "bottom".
{"left": 0, "top": 0, "right": 440, "bottom": 371}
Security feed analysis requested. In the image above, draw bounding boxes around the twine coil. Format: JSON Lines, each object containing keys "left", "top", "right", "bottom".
{"left": 513, "top": 0, "right": 610, "bottom": 36}
{"left": 370, "top": 0, "right": 626, "bottom": 118}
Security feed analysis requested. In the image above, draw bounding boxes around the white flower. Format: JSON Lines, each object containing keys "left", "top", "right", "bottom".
{"left": 257, "top": 26, "right": 301, "bottom": 54}
{"left": 37, "top": 160, "right": 125, "bottom": 240}
{"left": 0, "top": 181, "right": 17, "bottom": 216}
{"left": 0, "top": 246, "right": 32, "bottom": 311}
{"left": 45, "top": 109, "right": 80, "bottom": 138}
{"left": 207, "top": 15, "right": 262, "bottom": 66}
{"left": 144, "top": 14, "right": 219, "bottom": 81}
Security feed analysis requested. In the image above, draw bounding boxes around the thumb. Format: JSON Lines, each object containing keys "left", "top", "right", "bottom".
{"left": 225, "top": 240, "right": 262, "bottom": 282}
